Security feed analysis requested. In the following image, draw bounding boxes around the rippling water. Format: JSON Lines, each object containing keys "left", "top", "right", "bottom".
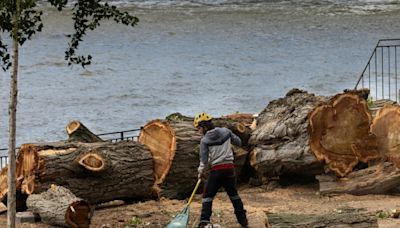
{"left": 1, "top": 0, "right": 400, "bottom": 149}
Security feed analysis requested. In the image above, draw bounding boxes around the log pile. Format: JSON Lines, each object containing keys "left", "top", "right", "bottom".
{"left": 3, "top": 88, "right": 400, "bottom": 226}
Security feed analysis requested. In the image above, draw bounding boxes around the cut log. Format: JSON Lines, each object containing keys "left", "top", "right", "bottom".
{"left": 249, "top": 89, "right": 327, "bottom": 178}
{"left": 316, "top": 162, "right": 400, "bottom": 195}
{"left": 138, "top": 119, "right": 249, "bottom": 199}
{"left": 370, "top": 104, "right": 400, "bottom": 167}
{"left": 138, "top": 119, "right": 201, "bottom": 199}
{"left": 309, "top": 92, "right": 379, "bottom": 177}
{"left": 0, "top": 141, "right": 154, "bottom": 205}
{"left": 66, "top": 120, "right": 103, "bottom": 143}
{"left": 26, "top": 185, "right": 92, "bottom": 227}
{"left": 266, "top": 208, "right": 378, "bottom": 228}
{"left": 166, "top": 112, "right": 254, "bottom": 146}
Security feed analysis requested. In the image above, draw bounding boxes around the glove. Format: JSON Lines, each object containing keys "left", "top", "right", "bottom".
{"left": 198, "top": 166, "right": 205, "bottom": 179}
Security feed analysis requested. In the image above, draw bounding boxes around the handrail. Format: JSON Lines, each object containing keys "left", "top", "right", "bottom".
{"left": 0, "top": 127, "right": 142, "bottom": 168}
{"left": 355, "top": 39, "right": 400, "bottom": 102}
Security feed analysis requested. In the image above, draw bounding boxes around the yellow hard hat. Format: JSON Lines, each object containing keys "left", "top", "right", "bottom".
{"left": 194, "top": 112, "right": 212, "bottom": 127}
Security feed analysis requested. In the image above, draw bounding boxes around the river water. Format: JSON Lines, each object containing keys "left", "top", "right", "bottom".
{"left": 1, "top": 0, "right": 400, "bottom": 149}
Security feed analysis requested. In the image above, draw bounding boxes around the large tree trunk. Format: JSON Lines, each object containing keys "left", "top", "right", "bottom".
{"left": 266, "top": 209, "right": 378, "bottom": 228}
{"left": 166, "top": 112, "right": 254, "bottom": 146}
{"left": 26, "top": 185, "right": 92, "bottom": 227}
{"left": 309, "top": 92, "right": 379, "bottom": 177}
{"left": 316, "top": 162, "right": 400, "bottom": 195}
{"left": 0, "top": 141, "right": 154, "bottom": 206}
{"left": 370, "top": 104, "right": 400, "bottom": 167}
{"left": 248, "top": 89, "right": 327, "bottom": 178}
{"left": 138, "top": 119, "right": 249, "bottom": 199}
{"left": 138, "top": 120, "right": 202, "bottom": 199}
{"left": 66, "top": 120, "right": 103, "bottom": 143}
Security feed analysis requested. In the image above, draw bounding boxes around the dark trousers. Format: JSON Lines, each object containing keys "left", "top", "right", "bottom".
{"left": 200, "top": 168, "right": 248, "bottom": 226}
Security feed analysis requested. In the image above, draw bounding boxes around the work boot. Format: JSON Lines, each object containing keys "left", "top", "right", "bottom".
{"left": 200, "top": 201, "right": 213, "bottom": 223}
{"left": 198, "top": 222, "right": 212, "bottom": 228}
{"left": 231, "top": 197, "right": 248, "bottom": 227}
{"left": 236, "top": 211, "right": 248, "bottom": 228}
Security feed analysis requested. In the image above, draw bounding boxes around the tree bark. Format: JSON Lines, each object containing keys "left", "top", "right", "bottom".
{"left": 66, "top": 120, "right": 103, "bottom": 143}
{"left": 7, "top": 2, "right": 21, "bottom": 226}
{"left": 0, "top": 141, "right": 154, "bottom": 205}
{"left": 166, "top": 112, "right": 254, "bottom": 146}
{"left": 370, "top": 104, "right": 400, "bottom": 167}
{"left": 249, "top": 89, "right": 327, "bottom": 178}
{"left": 316, "top": 162, "right": 400, "bottom": 195}
{"left": 138, "top": 119, "right": 201, "bottom": 199}
{"left": 26, "top": 185, "right": 92, "bottom": 228}
{"left": 309, "top": 92, "right": 379, "bottom": 177}
{"left": 138, "top": 119, "right": 249, "bottom": 199}
{"left": 266, "top": 209, "right": 378, "bottom": 228}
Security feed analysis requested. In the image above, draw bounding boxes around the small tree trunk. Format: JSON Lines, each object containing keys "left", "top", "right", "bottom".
{"left": 8, "top": 2, "right": 20, "bottom": 226}
{"left": 66, "top": 120, "right": 103, "bottom": 143}
{"left": 26, "top": 185, "right": 92, "bottom": 227}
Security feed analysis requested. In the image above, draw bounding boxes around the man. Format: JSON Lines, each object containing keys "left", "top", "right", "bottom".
{"left": 194, "top": 112, "right": 248, "bottom": 228}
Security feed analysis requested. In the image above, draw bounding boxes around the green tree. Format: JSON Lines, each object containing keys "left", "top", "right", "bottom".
{"left": 0, "top": 1, "right": 139, "bottom": 227}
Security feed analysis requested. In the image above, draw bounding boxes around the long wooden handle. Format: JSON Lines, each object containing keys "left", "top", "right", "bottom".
{"left": 186, "top": 179, "right": 202, "bottom": 206}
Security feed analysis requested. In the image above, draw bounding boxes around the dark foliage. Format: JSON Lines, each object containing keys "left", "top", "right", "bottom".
{"left": 0, "top": 0, "right": 139, "bottom": 70}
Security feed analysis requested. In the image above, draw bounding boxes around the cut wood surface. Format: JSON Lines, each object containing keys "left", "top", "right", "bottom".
{"left": 138, "top": 119, "right": 249, "bottom": 199}
{"left": 27, "top": 185, "right": 92, "bottom": 227}
{"left": 370, "top": 104, "right": 400, "bottom": 167}
{"left": 66, "top": 120, "right": 103, "bottom": 143}
{"left": 139, "top": 119, "right": 201, "bottom": 199}
{"left": 309, "top": 92, "right": 379, "bottom": 177}
{"left": 266, "top": 208, "right": 378, "bottom": 228}
{"left": 316, "top": 162, "right": 400, "bottom": 195}
{"left": 249, "top": 89, "right": 327, "bottom": 177}
{"left": 0, "top": 141, "right": 154, "bottom": 205}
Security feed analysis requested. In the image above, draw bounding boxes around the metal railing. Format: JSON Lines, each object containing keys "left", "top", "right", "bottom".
{"left": 0, "top": 128, "right": 142, "bottom": 168}
{"left": 355, "top": 39, "right": 400, "bottom": 102}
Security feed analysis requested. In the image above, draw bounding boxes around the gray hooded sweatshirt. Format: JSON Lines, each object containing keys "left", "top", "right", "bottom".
{"left": 198, "top": 127, "right": 242, "bottom": 174}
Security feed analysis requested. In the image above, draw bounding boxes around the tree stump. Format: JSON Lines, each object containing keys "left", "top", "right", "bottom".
{"left": 249, "top": 89, "right": 327, "bottom": 178}
{"left": 0, "top": 141, "right": 154, "bottom": 206}
{"left": 66, "top": 120, "right": 103, "bottom": 143}
{"left": 309, "top": 92, "right": 379, "bottom": 177}
{"left": 26, "top": 185, "right": 92, "bottom": 227}
{"left": 316, "top": 162, "right": 400, "bottom": 195}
